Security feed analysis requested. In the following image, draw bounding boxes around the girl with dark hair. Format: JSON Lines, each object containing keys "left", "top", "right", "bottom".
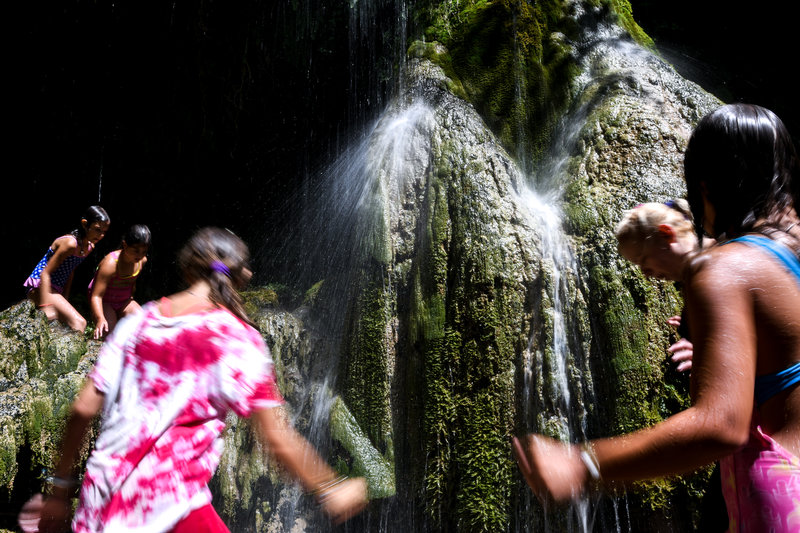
{"left": 24, "top": 206, "right": 110, "bottom": 331}
{"left": 514, "top": 104, "right": 800, "bottom": 532}
{"left": 88, "top": 224, "right": 151, "bottom": 339}
{"left": 20, "top": 227, "right": 367, "bottom": 532}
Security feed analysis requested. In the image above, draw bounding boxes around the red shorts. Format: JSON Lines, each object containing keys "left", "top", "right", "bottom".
{"left": 171, "top": 505, "right": 230, "bottom": 533}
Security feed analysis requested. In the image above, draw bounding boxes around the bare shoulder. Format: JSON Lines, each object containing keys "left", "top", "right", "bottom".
{"left": 52, "top": 234, "right": 79, "bottom": 253}
{"left": 686, "top": 239, "right": 800, "bottom": 295}
{"left": 684, "top": 242, "right": 752, "bottom": 288}
{"left": 97, "top": 252, "right": 119, "bottom": 274}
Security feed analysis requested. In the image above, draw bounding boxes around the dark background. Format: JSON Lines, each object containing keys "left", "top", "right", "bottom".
{"left": 630, "top": 0, "right": 797, "bottom": 138}
{"left": 4, "top": 0, "right": 400, "bottom": 312}
{"left": 3, "top": 1, "right": 796, "bottom": 312}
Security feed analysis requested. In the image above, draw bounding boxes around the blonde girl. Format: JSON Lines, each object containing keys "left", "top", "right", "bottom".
{"left": 615, "top": 199, "right": 705, "bottom": 371}
{"left": 615, "top": 199, "right": 699, "bottom": 281}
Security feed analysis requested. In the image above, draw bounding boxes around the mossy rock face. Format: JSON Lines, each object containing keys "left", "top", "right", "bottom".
{"left": 329, "top": 396, "right": 395, "bottom": 500}
{"left": 551, "top": 16, "right": 723, "bottom": 528}
{"left": 0, "top": 300, "right": 96, "bottom": 522}
{"left": 330, "top": 56, "right": 548, "bottom": 530}
{"left": 413, "top": 0, "right": 655, "bottom": 170}
{"left": 416, "top": 0, "right": 581, "bottom": 169}
{"left": 0, "top": 300, "right": 51, "bottom": 385}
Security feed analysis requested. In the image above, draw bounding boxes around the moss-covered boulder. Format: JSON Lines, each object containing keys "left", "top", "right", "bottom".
{"left": 552, "top": 12, "right": 723, "bottom": 530}
{"left": 0, "top": 301, "right": 97, "bottom": 526}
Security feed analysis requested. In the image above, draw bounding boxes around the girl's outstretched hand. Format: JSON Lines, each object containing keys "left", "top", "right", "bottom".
{"left": 18, "top": 493, "right": 71, "bottom": 533}
{"left": 318, "top": 477, "right": 368, "bottom": 524}
{"left": 512, "top": 435, "right": 588, "bottom": 502}
{"left": 93, "top": 318, "right": 109, "bottom": 340}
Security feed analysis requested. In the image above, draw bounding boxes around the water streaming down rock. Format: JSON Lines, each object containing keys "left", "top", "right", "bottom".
{"left": 232, "top": 4, "right": 724, "bottom": 529}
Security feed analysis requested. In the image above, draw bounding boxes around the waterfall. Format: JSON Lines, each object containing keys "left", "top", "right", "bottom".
{"left": 253, "top": 101, "right": 434, "bottom": 532}
{"left": 244, "top": 1, "right": 718, "bottom": 531}
{"left": 514, "top": 104, "right": 599, "bottom": 533}
{"left": 0, "top": 2, "right": 729, "bottom": 532}
{"left": 516, "top": 185, "right": 597, "bottom": 532}
{"left": 509, "top": 5, "right": 686, "bottom": 530}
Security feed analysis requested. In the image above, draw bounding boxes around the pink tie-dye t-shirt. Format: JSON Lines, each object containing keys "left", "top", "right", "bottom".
{"left": 72, "top": 301, "right": 283, "bottom": 533}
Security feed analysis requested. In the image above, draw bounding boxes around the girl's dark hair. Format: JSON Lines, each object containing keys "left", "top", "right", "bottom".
{"left": 684, "top": 103, "right": 800, "bottom": 242}
{"left": 71, "top": 205, "right": 110, "bottom": 240}
{"left": 122, "top": 224, "right": 152, "bottom": 246}
{"left": 178, "top": 227, "right": 254, "bottom": 326}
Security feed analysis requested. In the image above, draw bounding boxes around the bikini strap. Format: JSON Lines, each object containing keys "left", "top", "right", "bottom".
{"left": 727, "top": 234, "right": 800, "bottom": 287}
{"left": 755, "top": 361, "right": 800, "bottom": 406}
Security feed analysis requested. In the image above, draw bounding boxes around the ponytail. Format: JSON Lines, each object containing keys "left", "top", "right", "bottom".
{"left": 178, "top": 227, "right": 255, "bottom": 327}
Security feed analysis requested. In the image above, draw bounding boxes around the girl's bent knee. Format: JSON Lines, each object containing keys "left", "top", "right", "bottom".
{"left": 72, "top": 316, "right": 88, "bottom": 332}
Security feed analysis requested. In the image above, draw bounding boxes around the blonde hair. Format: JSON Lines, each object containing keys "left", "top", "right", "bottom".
{"left": 615, "top": 199, "right": 697, "bottom": 250}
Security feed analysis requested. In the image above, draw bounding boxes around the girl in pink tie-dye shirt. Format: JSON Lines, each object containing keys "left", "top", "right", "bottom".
{"left": 22, "top": 227, "right": 367, "bottom": 533}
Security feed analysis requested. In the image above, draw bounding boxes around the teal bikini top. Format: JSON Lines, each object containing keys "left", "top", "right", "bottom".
{"left": 727, "top": 234, "right": 800, "bottom": 406}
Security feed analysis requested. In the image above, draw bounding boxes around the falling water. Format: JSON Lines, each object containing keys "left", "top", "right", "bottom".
{"left": 256, "top": 1, "right": 700, "bottom": 530}
{"left": 515, "top": 175, "right": 597, "bottom": 533}
{"left": 257, "top": 102, "right": 433, "bottom": 532}
{"left": 510, "top": 4, "right": 677, "bottom": 530}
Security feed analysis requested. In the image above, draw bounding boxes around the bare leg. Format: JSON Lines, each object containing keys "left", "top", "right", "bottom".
{"left": 107, "top": 299, "right": 140, "bottom": 335}
{"left": 29, "top": 289, "right": 87, "bottom": 332}
{"left": 103, "top": 301, "right": 119, "bottom": 335}
{"left": 119, "top": 299, "right": 142, "bottom": 318}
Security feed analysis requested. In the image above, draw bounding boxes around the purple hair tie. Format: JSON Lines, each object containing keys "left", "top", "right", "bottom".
{"left": 210, "top": 260, "right": 231, "bottom": 278}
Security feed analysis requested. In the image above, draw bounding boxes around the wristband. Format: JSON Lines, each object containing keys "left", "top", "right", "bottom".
{"left": 309, "top": 475, "right": 349, "bottom": 502}
{"left": 45, "top": 475, "right": 78, "bottom": 490}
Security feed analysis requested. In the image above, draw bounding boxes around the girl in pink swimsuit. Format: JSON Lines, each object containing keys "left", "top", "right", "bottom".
{"left": 19, "top": 227, "right": 367, "bottom": 532}
{"left": 24, "top": 206, "right": 110, "bottom": 331}
{"left": 513, "top": 104, "right": 800, "bottom": 532}
{"left": 88, "top": 224, "right": 151, "bottom": 340}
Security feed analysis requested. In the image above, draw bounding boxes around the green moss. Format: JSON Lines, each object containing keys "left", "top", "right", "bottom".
{"left": 329, "top": 396, "right": 395, "bottom": 500}
{"left": 210, "top": 414, "right": 275, "bottom": 528}
{"left": 341, "top": 280, "right": 392, "bottom": 450}
{"left": 416, "top": 0, "right": 580, "bottom": 167}
{"left": 605, "top": 0, "right": 654, "bottom": 49}
{"left": 303, "top": 280, "right": 325, "bottom": 307}
{"left": 401, "top": 140, "right": 527, "bottom": 530}
{"left": 0, "top": 302, "right": 98, "bottom": 498}
{"left": 0, "top": 301, "right": 50, "bottom": 380}
{"left": 407, "top": 40, "right": 469, "bottom": 101}
{"left": 0, "top": 426, "right": 18, "bottom": 489}
{"left": 240, "top": 286, "right": 280, "bottom": 317}
{"left": 453, "top": 386, "right": 513, "bottom": 530}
